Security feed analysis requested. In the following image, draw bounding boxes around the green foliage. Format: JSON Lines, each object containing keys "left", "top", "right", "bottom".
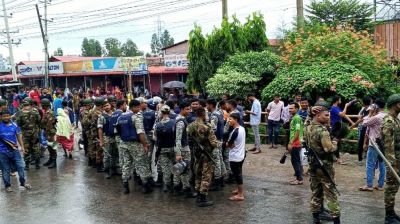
{"left": 53, "top": 47, "right": 63, "bottom": 56}
{"left": 121, "top": 39, "right": 143, "bottom": 57}
{"left": 280, "top": 25, "right": 394, "bottom": 97}
{"left": 306, "top": 0, "right": 374, "bottom": 32}
{"left": 150, "top": 29, "right": 175, "bottom": 55}
{"left": 187, "top": 12, "right": 269, "bottom": 92}
{"left": 103, "top": 38, "right": 121, "bottom": 57}
{"left": 81, "top": 38, "right": 102, "bottom": 57}
{"left": 262, "top": 63, "right": 376, "bottom": 101}
{"left": 206, "top": 68, "right": 260, "bottom": 97}
{"left": 187, "top": 25, "right": 211, "bottom": 93}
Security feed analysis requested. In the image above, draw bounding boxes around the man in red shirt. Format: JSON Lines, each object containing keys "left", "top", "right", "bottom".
{"left": 29, "top": 86, "right": 41, "bottom": 107}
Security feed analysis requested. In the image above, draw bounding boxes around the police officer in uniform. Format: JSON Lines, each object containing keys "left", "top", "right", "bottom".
{"left": 154, "top": 105, "right": 176, "bottom": 192}
{"left": 138, "top": 97, "right": 156, "bottom": 177}
{"left": 41, "top": 98, "right": 58, "bottom": 169}
{"left": 206, "top": 98, "right": 226, "bottom": 191}
{"left": 112, "top": 100, "right": 127, "bottom": 174}
{"left": 98, "top": 100, "right": 117, "bottom": 179}
{"left": 187, "top": 107, "right": 217, "bottom": 207}
{"left": 16, "top": 98, "right": 41, "bottom": 170}
{"left": 117, "top": 100, "right": 152, "bottom": 194}
{"left": 382, "top": 94, "right": 400, "bottom": 224}
{"left": 304, "top": 101, "right": 340, "bottom": 224}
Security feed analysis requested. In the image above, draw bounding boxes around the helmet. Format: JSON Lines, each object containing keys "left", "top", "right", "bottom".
{"left": 172, "top": 161, "right": 187, "bottom": 175}
{"left": 94, "top": 97, "right": 105, "bottom": 106}
{"left": 107, "top": 96, "right": 116, "bottom": 102}
{"left": 41, "top": 98, "right": 51, "bottom": 107}
{"left": 22, "top": 98, "right": 31, "bottom": 106}
{"left": 161, "top": 105, "right": 170, "bottom": 113}
{"left": 387, "top": 94, "right": 400, "bottom": 108}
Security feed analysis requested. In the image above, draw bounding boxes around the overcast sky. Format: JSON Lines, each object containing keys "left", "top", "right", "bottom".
{"left": 0, "top": 0, "right": 372, "bottom": 62}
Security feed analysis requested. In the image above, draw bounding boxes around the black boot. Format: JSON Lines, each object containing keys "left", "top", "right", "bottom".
{"left": 184, "top": 188, "right": 197, "bottom": 198}
{"left": 24, "top": 164, "right": 30, "bottom": 171}
{"left": 43, "top": 158, "right": 52, "bottom": 166}
{"left": 123, "top": 182, "right": 130, "bottom": 194}
{"left": 97, "top": 163, "right": 105, "bottom": 173}
{"left": 319, "top": 207, "right": 333, "bottom": 220}
{"left": 88, "top": 158, "right": 93, "bottom": 167}
{"left": 162, "top": 183, "right": 171, "bottom": 193}
{"left": 333, "top": 217, "right": 340, "bottom": 224}
{"left": 142, "top": 181, "right": 153, "bottom": 194}
{"left": 48, "top": 159, "right": 57, "bottom": 169}
{"left": 386, "top": 210, "right": 400, "bottom": 224}
{"left": 35, "top": 159, "right": 40, "bottom": 169}
{"left": 173, "top": 185, "right": 183, "bottom": 195}
{"left": 105, "top": 169, "right": 112, "bottom": 179}
{"left": 196, "top": 193, "right": 214, "bottom": 207}
{"left": 312, "top": 213, "right": 322, "bottom": 224}
{"left": 210, "top": 178, "right": 222, "bottom": 191}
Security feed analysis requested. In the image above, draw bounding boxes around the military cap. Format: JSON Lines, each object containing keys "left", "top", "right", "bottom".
{"left": 0, "top": 99, "right": 7, "bottom": 106}
{"left": 41, "top": 98, "right": 51, "bottom": 107}
{"left": 21, "top": 98, "right": 31, "bottom": 106}
{"left": 129, "top": 99, "right": 140, "bottom": 107}
{"left": 81, "top": 99, "right": 91, "bottom": 106}
{"left": 161, "top": 105, "right": 170, "bottom": 113}
{"left": 88, "top": 98, "right": 94, "bottom": 105}
{"left": 387, "top": 94, "right": 400, "bottom": 108}
{"left": 107, "top": 96, "right": 116, "bottom": 102}
{"left": 94, "top": 97, "right": 105, "bottom": 106}
{"left": 314, "top": 100, "right": 331, "bottom": 111}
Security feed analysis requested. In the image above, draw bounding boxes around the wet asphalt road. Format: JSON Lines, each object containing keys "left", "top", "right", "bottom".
{"left": 0, "top": 141, "right": 396, "bottom": 224}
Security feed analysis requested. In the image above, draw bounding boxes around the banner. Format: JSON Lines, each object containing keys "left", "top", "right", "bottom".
{"left": 164, "top": 54, "right": 189, "bottom": 68}
{"left": 0, "top": 54, "right": 11, "bottom": 73}
{"left": 18, "top": 62, "right": 64, "bottom": 76}
{"left": 64, "top": 61, "right": 84, "bottom": 73}
{"left": 116, "top": 57, "right": 147, "bottom": 72}
{"left": 92, "top": 58, "right": 117, "bottom": 71}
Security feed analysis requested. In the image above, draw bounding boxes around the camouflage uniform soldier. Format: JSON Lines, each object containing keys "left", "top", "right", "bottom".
{"left": 304, "top": 101, "right": 340, "bottom": 224}
{"left": 16, "top": 98, "right": 41, "bottom": 170}
{"left": 173, "top": 101, "right": 196, "bottom": 197}
{"left": 80, "top": 99, "right": 92, "bottom": 161}
{"left": 382, "top": 94, "right": 400, "bottom": 224}
{"left": 98, "top": 100, "right": 117, "bottom": 179}
{"left": 154, "top": 105, "right": 176, "bottom": 192}
{"left": 187, "top": 107, "right": 217, "bottom": 207}
{"left": 207, "top": 98, "right": 226, "bottom": 191}
{"left": 82, "top": 99, "right": 95, "bottom": 167}
{"left": 41, "top": 99, "right": 58, "bottom": 169}
{"left": 117, "top": 100, "right": 152, "bottom": 194}
{"left": 90, "top": 98, "right": 104, "bottom": 172}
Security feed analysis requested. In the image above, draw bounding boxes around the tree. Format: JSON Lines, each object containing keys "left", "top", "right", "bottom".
{"left": 121, "top": 39, "right": 143, "bottom": 57}
{"left": 81, "top": 38, "right": 102, "bottom": 56}
{"left": 53, "top": 47, "right": 63, "bottom": 56}
{"left": 103, "top": 38, "right": 122, "bottom": 57}
{"left": 243, "top": 12, "right": 269, "bottom": 51}
{"left": 306, "top": 0, "right": 374, "bottom": 32}
{"left": 150, "top": 29, "right": 175, "bottom": 55}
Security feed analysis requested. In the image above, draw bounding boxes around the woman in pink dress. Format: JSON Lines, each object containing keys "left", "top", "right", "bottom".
{"left": 55, "top": 108, "right": 74, "bottom": 159}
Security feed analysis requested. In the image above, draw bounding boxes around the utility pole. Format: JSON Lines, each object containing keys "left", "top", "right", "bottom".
{"left": 36, "top": 1, "right": 50, "bottom": 88}
{"left": 296, "top": 0, "right": 304, "bottom": 29}
{"left": 222, "top": 0, "right": 228, "bottom": 19}
{"left": 1, "top": 0, "right": 17, "bottom": 81}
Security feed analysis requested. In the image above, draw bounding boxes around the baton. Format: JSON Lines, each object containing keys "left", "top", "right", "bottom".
{"left": 370, "top": 138, "right": 400, "bottom": 184}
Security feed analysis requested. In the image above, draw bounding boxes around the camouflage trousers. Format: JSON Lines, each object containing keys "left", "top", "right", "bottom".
{"left": 115, "top": 136, "right": 122, "bottom": 167}
{"left": 310, "top": 164, "right": 340, "bottom": 218}
{"left": 86, "top": 131, "right": 96, "bottom": 160}
{"left": 22, "top": 131, "right": 40, "bottom": 164}
{"left": 222, "top": 146, "right": 231, "bottom": 174}
{"left": 173, "top": 150, "right": 191, "bottom": 189}
{"left": 212, "top": 145, "right": 226, "bottom": 179}
{"left": 194, "top": 154, "right": 214, "bottom": 195}
{"left": 158, "top": 148, "right": 175, "bottom": 185}
{"left": 384, "top": 166, "right": 399, "bottom": 211}
{"left": 103, "top": 136, "right": 118, "bottom": 170}
{"left": 120, "top": 141, "right": 151, "bottom": 183}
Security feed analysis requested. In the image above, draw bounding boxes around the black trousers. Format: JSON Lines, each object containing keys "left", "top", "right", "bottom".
{"left": 230, "top": 160, "right": 244, "bottom": 185}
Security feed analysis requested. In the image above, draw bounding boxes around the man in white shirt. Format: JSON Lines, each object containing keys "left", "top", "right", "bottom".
{"left": 265, "top": 94, "right": 284, "bottom": 149}
{"left": 246, "top": 94, "right": 262, "bottom": 154}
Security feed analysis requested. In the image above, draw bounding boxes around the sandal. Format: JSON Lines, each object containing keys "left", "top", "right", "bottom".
{"left": 229, "top": 195, "right": 245, "bottom": 201}
{"left": 22, "top": 184, "right": 32, "bottom": 190}
{"left": 252, "top": 149, "right": 261, "bottom": 154}
{"left": 374, "top": 186, "right": 384, "bottom": 191}
{"left": 359, "top": 185, "right": 373, "bottom": 192}
{"left": 231, "top": 189, "right": 239, "bottom": 195}
{"left": 248, "top": 147, "right": 256, "bottom": 152}
{"left": 6, "top": 187, "right": 12, "bottom": 192}
{"left": 289, "top": 180, "right": 303, "bottom": 185}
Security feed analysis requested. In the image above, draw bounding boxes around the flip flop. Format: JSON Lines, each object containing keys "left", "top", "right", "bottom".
{"left": 248, "top": 147, "right": 257, "bottom": 152}
{"left": 252, "top": 150, "right": 261, "bottom": 154}
{"left": 359, "top": 185, "right": 373, "bottom": 192}
{"left": 229, "top": 195, "right": 245, "bottom": 201}
{"left": 231, "top": 190, "right": 239, "bottom": 195}
{"left": 374, "top": 186, "right": 384, "bottom": 191}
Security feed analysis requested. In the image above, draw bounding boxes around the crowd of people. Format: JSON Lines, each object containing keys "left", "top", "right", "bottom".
{"left": 1, "top": 85, "right": 400, "bottom": 223}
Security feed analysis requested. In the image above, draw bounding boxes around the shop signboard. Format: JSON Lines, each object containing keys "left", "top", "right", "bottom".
{"left": 116, "top": 57, "right": 147, "bottom": 72}
{"left": 18, "top": 62, "right": 64, "bottom": 76}
{"left": 64, "top": 61, "right": 84, "bottom": 73}
{"left": 92, "top": 58, "right": 117, "bottom": 71}
{"left": 164, "top": 54, "right": 189, "bottom": 68}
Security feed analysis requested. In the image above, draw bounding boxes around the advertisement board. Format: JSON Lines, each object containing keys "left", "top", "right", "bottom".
{"left": 164, "top": 54, "right": 189, "bottom": 68}
{"left": 18, "top": 62, "right": 64, "bottom": 76}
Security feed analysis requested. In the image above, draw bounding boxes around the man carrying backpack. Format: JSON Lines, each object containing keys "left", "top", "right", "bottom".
{"left": 154, "top": 105, "right": 176, "bottom": 192}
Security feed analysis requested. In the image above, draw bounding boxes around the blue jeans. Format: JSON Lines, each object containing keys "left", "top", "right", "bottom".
{"left": 291, "top": 147, "right": 303, "bottom": 181}
{"left": 267, "top": 119, "right": 280, "bottom": 145}
{"left": 0, "top": 150, "right": 26, "bottom": 187}
{"left": 366, "top": 145, "right": 386, "bottom": 188}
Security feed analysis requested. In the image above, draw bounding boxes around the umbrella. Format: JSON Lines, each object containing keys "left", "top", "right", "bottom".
{"left": 162, "top": 81, "right": 186, "bottom": 89}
